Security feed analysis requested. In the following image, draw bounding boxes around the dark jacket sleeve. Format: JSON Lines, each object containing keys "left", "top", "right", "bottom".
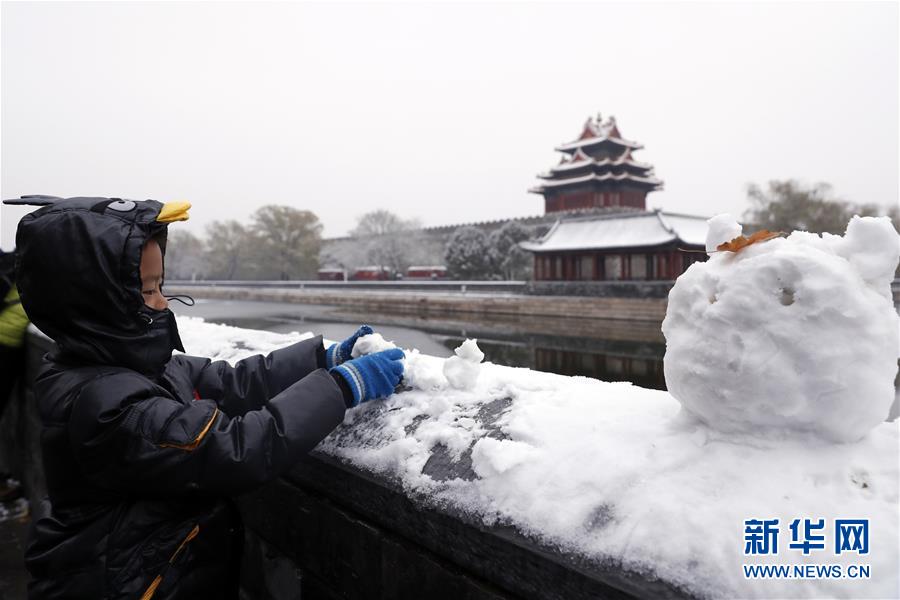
{"left": 182, "top": 335, "right": 327, "bottom": 417}
{"left": 67, "top": 366, "right": 346, "bottom": 497}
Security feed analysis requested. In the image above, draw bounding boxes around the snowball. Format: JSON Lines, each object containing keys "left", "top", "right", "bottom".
{"left": 402, "top": 349, "right": 447, "bottom": 391}
{"left": 663, "top": 216, "right": 900, "bottom": 443}
{"left": 351, "top": 333, "right": 397, "bottom": 358}
{"left": 443, "top": 339, "right": 484, "bottom": 390}
{"left": 705, "top": 213, "right": 743, "bottom": 254}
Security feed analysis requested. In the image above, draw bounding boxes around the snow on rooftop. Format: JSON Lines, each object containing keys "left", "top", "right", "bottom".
{"left": 656, "top": 212, "right": 709, "bottom": 246}
{"left": 556, "top": 136, "right": 643, "bottom": 153}
{"left": 520, "top": 211, "right": 708, "bottom": 252}
{"left": 571, "top": 147, "right": 591, "bottom": 162}
{"left": 174, "top": 315, "right": 900, "bottom": 600}
{"left": 529, "top": 172, "right": 663, "bottom": 194}
{"left": 542, "top": 154, "right": 655, "bottom": 176}
{"left": 555, "top": 114, "right": 644, "bottom": 153}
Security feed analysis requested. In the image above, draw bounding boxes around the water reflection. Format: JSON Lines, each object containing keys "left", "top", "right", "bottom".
{"left": 437, "top": 338, "right": 665, "bottom": 390}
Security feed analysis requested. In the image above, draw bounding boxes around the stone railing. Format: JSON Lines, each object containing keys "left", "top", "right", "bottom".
{"left": 168, "top": 279, "right": 530, "bottom": 294}
{"left": 167, "top": 279, "right": 676, "bottom": 299}
{"left": 0, "top": 331, "right": 693, "bottom": 600}
{"left": 167, "top": 282, "right": 671, "bottom": 322}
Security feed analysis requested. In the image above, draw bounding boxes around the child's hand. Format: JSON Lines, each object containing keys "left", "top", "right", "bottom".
{"left": 325, "top": 325, "right": 374, "bottom": 369}
{"left": 331, "top": 348, "right": 405, "bottom": 407}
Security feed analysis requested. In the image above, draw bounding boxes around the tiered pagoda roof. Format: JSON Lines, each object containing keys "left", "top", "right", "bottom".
{"left": 554, "top": 114, "right": 643, "bottom": 152}
{"left": 529, "top": 114, "right": 663, "bottom": 197}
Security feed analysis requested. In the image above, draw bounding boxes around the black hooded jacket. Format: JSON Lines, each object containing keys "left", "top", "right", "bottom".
{"left": 12, "top": 197, "right": 346, "bottom": 599}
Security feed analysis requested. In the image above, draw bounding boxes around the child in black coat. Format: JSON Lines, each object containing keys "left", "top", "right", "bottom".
{"left": 7, "top": 196, "right": 404, "bottom": 599}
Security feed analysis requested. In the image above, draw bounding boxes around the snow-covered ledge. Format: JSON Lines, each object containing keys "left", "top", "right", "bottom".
{"left": 178, "top": 316, "right": 899, "bottom": 600}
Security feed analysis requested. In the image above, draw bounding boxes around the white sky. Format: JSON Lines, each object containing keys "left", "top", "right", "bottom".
{"left": 2, "top": 1, "right": 898, "bottom": 249}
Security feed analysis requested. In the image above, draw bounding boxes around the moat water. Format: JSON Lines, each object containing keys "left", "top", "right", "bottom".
{"left": 174, "top": 299, "right": 668, "bottom": 390}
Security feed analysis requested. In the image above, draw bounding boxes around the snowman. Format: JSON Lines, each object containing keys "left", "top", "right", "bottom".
{"left": 662, "top": 214, "right": 900, "bottom": 443}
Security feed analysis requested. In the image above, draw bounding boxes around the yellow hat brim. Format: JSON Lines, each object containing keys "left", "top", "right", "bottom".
{"left": 157, "top": 201, "right": 191, "bottom": 223}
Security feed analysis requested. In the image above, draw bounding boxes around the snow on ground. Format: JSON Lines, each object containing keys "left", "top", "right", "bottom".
{"left": 176, "top": 317, "right": 314, "bottom": 362}
{"left": 175, "top": 314, "right": 900, "bottom": 600}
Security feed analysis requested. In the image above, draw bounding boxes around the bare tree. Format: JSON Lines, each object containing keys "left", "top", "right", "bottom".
{"left": 250, "top": 205, "right": 322, "bottom": 280}
{"left": 886, "top": 204, "right": 900, "bottom": 232}
{"left": 204, "top": 220, "right": 249, "bottom": 280}
{"left": 164, "top": 230, "right": 207, "bottom": 281}
{"left": 350, "top": 209, "right": 424, "bottom": 275}
{"left": 744, "top": 180, "right": 899, "bottom": 234}
{"left": 350, "top": 209, "right": 420, "bottom": 237}
{"left": 319, "top": 238, "right": 366, "bottom": 274}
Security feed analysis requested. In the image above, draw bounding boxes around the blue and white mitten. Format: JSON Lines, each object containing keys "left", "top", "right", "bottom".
{"left": 331, "top": 348, "right": 405, "bottom": 407}
{"left": 325, "top": 325, "right": 374, "bottom": 369}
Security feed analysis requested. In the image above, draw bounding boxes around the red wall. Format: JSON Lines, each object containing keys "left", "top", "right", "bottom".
{"left": 545, "top": 189, "right": 648, "bottom": 213}
{"left": 532, "top": 248, "right": 705, "bottom": 281}
{"left": 351, "top": 269, "right": 391, "bottom": 281}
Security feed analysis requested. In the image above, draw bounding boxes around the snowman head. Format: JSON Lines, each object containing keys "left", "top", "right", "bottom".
{"left": 662, "top": 215, "right": 899, "bottom": 443}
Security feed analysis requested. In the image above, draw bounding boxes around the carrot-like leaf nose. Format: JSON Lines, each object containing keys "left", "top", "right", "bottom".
{"left": 157, "top": 201, "right": 191, "bottom": 223}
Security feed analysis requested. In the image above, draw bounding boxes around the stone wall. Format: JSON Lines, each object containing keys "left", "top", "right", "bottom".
{"left": 320, "top": 213, "right": 558, "bottom": 272}
{"left": 237, "top": 454, "right": 691, "bottom": 600}
{"left": 168, "top": 284, "right": 670, "bottom": 322}
{"left": 527, "top": 280, "right": 673, "bottom": 299}
{"left": 319, "top": 208, "right": 646, "bottom": 275}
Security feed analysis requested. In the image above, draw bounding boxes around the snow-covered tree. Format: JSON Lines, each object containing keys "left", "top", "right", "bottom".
{"left": 488, "top": 221, "right": 534, "bottom": 280}
{"left": 444, "top": 226, "right": 493, "bottom": 280}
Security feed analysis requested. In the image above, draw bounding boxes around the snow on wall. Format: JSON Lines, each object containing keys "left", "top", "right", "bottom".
{"left": 176, "top": 315, "right": 899, "bottom": 600}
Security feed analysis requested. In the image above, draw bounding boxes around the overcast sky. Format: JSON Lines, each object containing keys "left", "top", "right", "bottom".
{"left": 2, "top": 1, "right": 897, "bottom": 249}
